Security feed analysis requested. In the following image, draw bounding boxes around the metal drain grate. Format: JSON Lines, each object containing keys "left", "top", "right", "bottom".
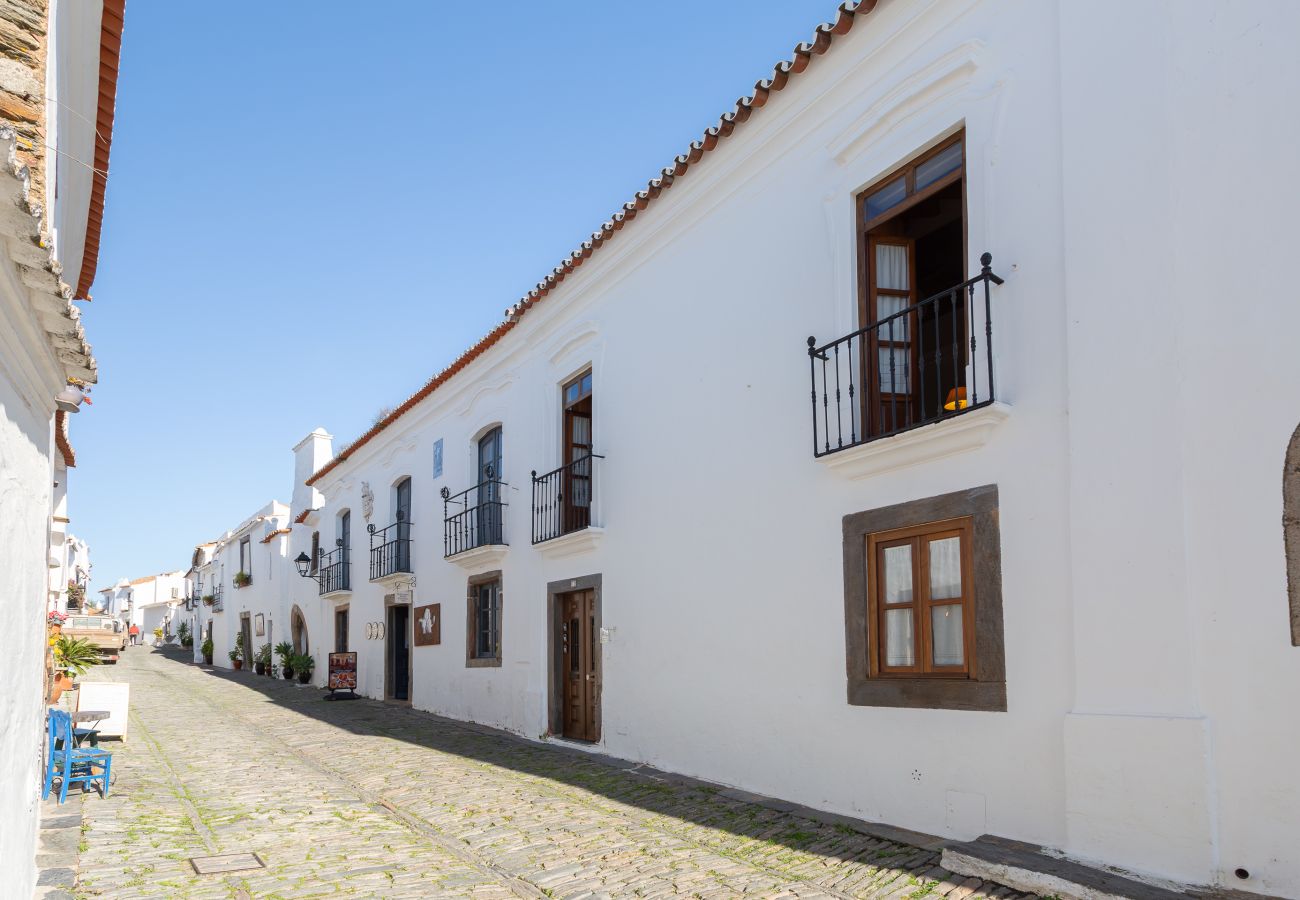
{"left": 188, "top": 852, "right": 266, "bottom": 875}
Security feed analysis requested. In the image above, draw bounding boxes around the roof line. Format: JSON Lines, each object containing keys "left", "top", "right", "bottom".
{"left": 74, "top": 0, "right": 125, "bottom": 301}
{"left": 306, "top": 0, "right": 874, "bottom": 487}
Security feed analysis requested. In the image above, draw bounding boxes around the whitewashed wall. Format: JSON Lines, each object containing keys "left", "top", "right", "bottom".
{"left": 0, "top": 348, "right": 57, "bottom": 900}
{"left": 225, "top": 0, "right": 1299, "bottom": 894}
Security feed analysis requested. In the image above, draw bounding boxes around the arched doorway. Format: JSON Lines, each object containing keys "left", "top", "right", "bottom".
{"left": 291, "top": 605, "right": 309, "bottom": 655}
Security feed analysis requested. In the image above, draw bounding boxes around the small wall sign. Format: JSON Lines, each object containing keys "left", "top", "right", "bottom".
{"left": 414, "top": 603, "right": 440, "bottom": 646}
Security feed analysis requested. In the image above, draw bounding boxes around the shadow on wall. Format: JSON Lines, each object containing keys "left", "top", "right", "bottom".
{"left": 154, "top": 645, "right": 948, "bottom": 869}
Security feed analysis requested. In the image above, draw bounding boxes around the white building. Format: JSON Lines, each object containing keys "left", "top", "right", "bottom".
{"left": 117, "top": 571, "right": 188, "bottom": 643}
{"left": 195, "top": 502, "right": 294, "bottom": 669}
{"left": 49, "top": 531, "right": 91, "bottom": 616}
{"left": 0, "top": 1, "right": 124, "bottom": 894}
{"left": 183, "top": 2, "right": 1300, "bottom": 895}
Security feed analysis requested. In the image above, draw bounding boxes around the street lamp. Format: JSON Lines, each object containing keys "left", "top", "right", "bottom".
{"left": 294, "top": 552, "right": 316, "bottom": 581}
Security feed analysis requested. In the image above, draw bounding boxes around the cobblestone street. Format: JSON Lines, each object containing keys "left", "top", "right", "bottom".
{"left": 59, "top": 649, "right": 1024, "bottom": 899}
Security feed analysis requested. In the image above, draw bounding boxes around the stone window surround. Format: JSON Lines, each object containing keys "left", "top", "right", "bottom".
{"left": 465, "top": 570, "right": 503, "bottom": 668}
{"left": 843, "top": 484, "right": 1006, "bottom": 711}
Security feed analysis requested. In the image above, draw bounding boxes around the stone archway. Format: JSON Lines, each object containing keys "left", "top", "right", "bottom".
{"left": 291, "top": 605, "right": 309, "bottom": 655}
{"left": 1286, "top": 424, "right": 1300, "bottom": 646}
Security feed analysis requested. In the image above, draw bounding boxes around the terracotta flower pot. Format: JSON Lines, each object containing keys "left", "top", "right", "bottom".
{"left": 49, "top": 623, "right": 62, "bottom": 636}
{"left": 233, "top": 659, "right": 243, "bottom": 671}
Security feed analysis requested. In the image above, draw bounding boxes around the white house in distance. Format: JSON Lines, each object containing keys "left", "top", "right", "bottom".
{"left": 182, "top": 2, "right": 1300, "bottom": 896}
{"left": 0, "top": 0, "right": 124, "bottom": 894}
{"left": 192, "top": 502, "right": 294, "bottom": 668}
{"left": 120, "top": 571, "right": 188, "bottom": 643}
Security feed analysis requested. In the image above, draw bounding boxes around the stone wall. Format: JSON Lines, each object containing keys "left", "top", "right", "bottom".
{"left": 0, "top": 0, "right": 47, "bottom": 214}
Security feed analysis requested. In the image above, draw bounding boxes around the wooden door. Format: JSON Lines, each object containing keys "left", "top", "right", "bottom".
{"left": 388, "top": 605, "right": 410, "bottom": 701}
{"left": 866, "top": 235, "right": 917, "bottom": 436}
{"left": 562, "top": 371, "right": 593, "bottom": 534}
{"left": 394, "top": 478, "right": 412, "bottom": 571}
{"left": 477, "top": 428, "right": 503, "bottom": 544}
{"left": 560, "top": 589, "right": 599, "bottom": 742}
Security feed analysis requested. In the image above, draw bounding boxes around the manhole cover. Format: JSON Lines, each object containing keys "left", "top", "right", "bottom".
{"left": 188, "top": 852, "right": 266, "bottom": 875}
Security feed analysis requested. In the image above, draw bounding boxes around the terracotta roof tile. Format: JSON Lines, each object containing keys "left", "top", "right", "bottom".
{"left": 73, "top": 0, "right": 125, "bottom": 301}
{"left": 306, "top": 0, "right": 874, "bottom": 486}
{"left": 260, "top": 528, "right": 291, "bottom": 544}
{"left": 293, "top": 509, "right": 313, "bottom": 524}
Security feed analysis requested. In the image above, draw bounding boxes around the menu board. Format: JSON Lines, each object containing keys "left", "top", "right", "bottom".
{"left": 327, "top": 651, "right": 357, "bottom": 691}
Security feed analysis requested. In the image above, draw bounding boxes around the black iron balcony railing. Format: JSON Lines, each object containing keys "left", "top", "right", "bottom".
{"left": 211, "top": 583, "right": 224, "bottom": 612}
{"left": 807, "top": 253, "right": 1003, "bottom": 457}
{"left": 319, "top": 544, "right": 351, "bottom": 595}
{"left": 368, "top": 514, "right": 412, "bottom": 580}
{"left": 442, "top": 479, "right": 508, "bottom": 557}
{"left": 531, "top": 453, "right": 603, "bottom": 544}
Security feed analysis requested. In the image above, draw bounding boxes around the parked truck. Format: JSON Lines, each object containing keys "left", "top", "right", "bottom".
{"left": 62, "top": 614, "right": 127, "bottom": 664}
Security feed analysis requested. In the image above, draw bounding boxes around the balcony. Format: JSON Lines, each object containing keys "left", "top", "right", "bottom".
{"left": 368, "top": 515, "right": 412, "bottom": 582}
{"left": 442, "top": 479, "right": 508, "bottom": 566}
{"left": 318, "top": 545, "right": 351, "bottom": 595}
{"left": 531, "top": 453, "right": 604, "bottom": 557}
{"left": 211, "top": 583, "right": 224, "bottom": 613}
{"left": 806, "top": 254, "right": 1007, "bottom": 479}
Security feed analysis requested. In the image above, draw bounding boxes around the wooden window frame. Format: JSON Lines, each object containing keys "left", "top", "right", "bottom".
{"left": 855, "top": 132, "right": 967, "bottom": 437}
{"left": 867, "top": 517, "right": 975, "bottom": 678}
{"left": 238, "top": 536, "right": 252, "bottom": 584}
{"left": 843, "top": 485, "right": 1006, "bottom": 711}
{"left": 465, "top": 570, "right": 502, "bottom": 667}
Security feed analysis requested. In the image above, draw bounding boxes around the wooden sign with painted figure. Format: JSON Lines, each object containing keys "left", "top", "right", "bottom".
{"left": 414, "top": 603, "right": 440, "bottom": 646}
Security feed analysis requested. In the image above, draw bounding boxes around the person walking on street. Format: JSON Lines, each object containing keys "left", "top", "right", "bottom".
{"left": 129, "top": 623, "right": 140, "bottom": 646}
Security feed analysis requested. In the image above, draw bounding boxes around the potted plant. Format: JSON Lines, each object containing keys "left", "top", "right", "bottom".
{"left": 201, "top": 636, "right": 214, "bottom": 665}
{"left": 230, "top": 632, "right": 244, "bottom": 670}
{"left": 275, "top": 641, "right": 295, "bottom": 680}
{"left": 47, "top": 610, "right": 67, "bottom": 635}
{"left": 152, "top": 626, "right": 164, "bottom": 645}
{"left": 201, "top": 594, "right": 215, "bottom": 606}
{"left": 292, "top": 652, "right": 314, "bottom": 685}
{"left": 254, "top": 642, "right": 272, "bottom": 675}
{"left": 233, "top": 571, "right": 251, "bottom": 588}
{"left": 178, "top": 621, "right": 193, "bottom": 648}
{"left": 50, "top": 636, "right": 99, "bottom": 702}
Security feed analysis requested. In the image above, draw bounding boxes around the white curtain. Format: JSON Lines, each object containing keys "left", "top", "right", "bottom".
{"left": 875, "top": 244, "right": 909, "bottom": 290}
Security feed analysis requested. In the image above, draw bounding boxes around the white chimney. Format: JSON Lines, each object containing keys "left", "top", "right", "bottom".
{"left": 291, "top": 428, "right": 333, "bottom": 518}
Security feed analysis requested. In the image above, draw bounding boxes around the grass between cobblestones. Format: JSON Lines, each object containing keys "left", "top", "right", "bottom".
{"left": 63, "top": 648, "right": 1028, "bottom": 899}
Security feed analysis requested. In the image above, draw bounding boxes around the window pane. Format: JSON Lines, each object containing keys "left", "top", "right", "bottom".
{"left": 882, "top": 545, "right": 913, "bottom": 603}
{"left": 878, "top": 347, "right": 911, "bottom": 394}
{"left": 929, "top": 536, "right": 963, "bottom": 599}
{"left": 931, "top": 605, "right": 964, "bottom": 666}
{"left": 915, "top": 140, "right": 963, "bottom": 190}
{"left": 565, "top": 383, "right": 578, "bottom": 403}
{"left": 885, "top": 609, "right": 915, "bottom": 667}
{"left": 581, "top": 372, "right": 592, "bottom": 394}
{"left": 874, "top": 244, "right": 909, "bottom": 291}
{"left": 876, "top": 295, "right": 910, "bottom": 341}
{"left": 864, "top": 176, "right": 906, "bottom": 220}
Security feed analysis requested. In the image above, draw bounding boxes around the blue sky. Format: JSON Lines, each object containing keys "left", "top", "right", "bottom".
{"left": 74, "top": 1, "right": 835, "bottom": 589}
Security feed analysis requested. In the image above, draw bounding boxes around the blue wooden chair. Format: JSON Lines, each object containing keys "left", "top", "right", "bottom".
{"left": 43, "top": 709, "right": 112, "bottom": 803}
